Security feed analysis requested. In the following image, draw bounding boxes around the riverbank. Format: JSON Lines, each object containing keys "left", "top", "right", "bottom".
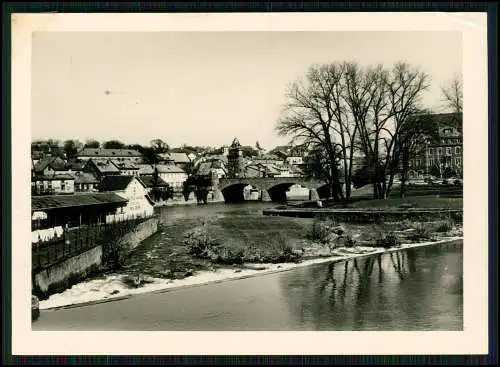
{"left": 38, "top": 236, "right": 462, "bottom": 310}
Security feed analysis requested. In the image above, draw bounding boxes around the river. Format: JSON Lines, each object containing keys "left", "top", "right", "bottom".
{"left": 33, "top": 229, "right": 462, "bottom": 331}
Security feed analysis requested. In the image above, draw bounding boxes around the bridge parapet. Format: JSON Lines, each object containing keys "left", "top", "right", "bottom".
{"left": 218, "top": 177, "right": 326, "bottom": 191}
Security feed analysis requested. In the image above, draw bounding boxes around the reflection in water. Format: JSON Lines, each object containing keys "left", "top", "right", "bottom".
{"left": 34, "top": 242, "right": 463, "bottom": 331}
{"left": 280, "top": 242, "right": 463, "bottom": 331}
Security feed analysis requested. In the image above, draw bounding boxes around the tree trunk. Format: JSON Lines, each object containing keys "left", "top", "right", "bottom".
{"left": 400, "top": 147, "right": 409, "bottom": 198}
{"left": 331, "top": 165, "right": 344, "bottom": 201}
{"left": 372, "top": 182, "right": 379, "bottom": 199}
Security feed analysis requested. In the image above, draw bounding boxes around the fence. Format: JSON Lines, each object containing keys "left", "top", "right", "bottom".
{"left": 32, "top": 224, "right": 104, "bottom": 273}
{"left": 32, "top": 215, "right": 155, "bottom": 273}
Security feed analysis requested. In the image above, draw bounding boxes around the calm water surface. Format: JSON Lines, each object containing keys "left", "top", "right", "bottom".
{"left": 33, "top": 238, "right": 462, "bottom": 331}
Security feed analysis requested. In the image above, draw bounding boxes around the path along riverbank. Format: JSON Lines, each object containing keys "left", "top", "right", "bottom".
{"left": 39, "top": 236, "right": 462, "bottom": 311}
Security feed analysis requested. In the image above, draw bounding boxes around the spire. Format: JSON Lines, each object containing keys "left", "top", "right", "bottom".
{"left": 231, "top": 137, "right": 240, "bottom": 147}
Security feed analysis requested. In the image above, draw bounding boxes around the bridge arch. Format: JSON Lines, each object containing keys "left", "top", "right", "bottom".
{"left": 221, "top": 182, "right": 259, "bottom": 203}
{"left": 218, "top": 177, "right": 327, "bottom": 203}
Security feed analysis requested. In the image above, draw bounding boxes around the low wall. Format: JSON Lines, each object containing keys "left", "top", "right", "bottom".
{"left": 33, "top": 245, "right": 103, "bottom": 299}
{"left": 32, "top": 217, "right": 159, "bottom": 299}
{"left": 117, "top": 217, "right": 159, "bottom": 255}
{"left": 263, "top": 208, "right": 463, "bottom": 223}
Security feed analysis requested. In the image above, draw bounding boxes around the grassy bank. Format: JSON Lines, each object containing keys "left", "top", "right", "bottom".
{"left": 94, "top": 198, "right": 462, "bottom": 290}
{"left": 179, "top": 212, "right": 462, "bottom": 268}
{"left": 38, "top": 208, "right": 463, "bottom": 308}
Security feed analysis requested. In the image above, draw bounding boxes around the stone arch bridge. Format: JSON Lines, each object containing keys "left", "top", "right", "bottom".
{"left": 214, "top": 177, "right": 330, "bottom": 203}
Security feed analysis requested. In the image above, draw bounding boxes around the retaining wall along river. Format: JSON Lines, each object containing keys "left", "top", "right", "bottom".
{"left": 263, "top": 208, "right": 463, "bottom": 223}
{"left": 32, "top": 217, "right": 159, "bottom": 299}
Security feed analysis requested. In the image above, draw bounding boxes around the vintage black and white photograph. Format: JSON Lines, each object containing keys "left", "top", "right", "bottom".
{"left": 11, "top": 12, "right": 489, "bottom": 355}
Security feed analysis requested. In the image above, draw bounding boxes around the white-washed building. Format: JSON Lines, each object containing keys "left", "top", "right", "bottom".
{"left": 99, "top": 175, "right": 154, "bottom": 222}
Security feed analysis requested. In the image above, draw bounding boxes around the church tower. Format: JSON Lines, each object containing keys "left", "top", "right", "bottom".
{"left": 227, "top": 137, "right": 243, "bottom": 178}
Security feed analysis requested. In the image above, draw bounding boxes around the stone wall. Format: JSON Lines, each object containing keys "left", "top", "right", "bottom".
{"left": 33, "top": 245, "right": 103, "bottom": 298}
{"left": 263, "top": 208, "right": 463, "bottom": 223}
{"left": 32, "top": 217, "right": 160, "bottom": 299}
{"left": 117, "top": 217, "right": 159, "bottom": 255}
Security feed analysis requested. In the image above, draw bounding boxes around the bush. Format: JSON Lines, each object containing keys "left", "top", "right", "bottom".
{"left": 433, "top": 219, "right": 455, "bottom": 233}
{"left": 343, "top": 235, "right": 356, "bottom": 248}
{"left": 122, "top": 273, "right": 151, "bottom": 288}
{"left": 308, "top": 217, "right": 337, "bottom": 244}
{"left": 376, "top": 232, "right": 401, "bottom": 248}
{"left": 399, "top": 219, "right": 414, "bottom": 230}
{"left": 453, "top": 179, "right": 462, "bottom": 186}
{"left": 407, "top": 223, "right": 434, "bottom": 242}
{"left": 450, "top": 211, "right": 463, "bottom": 223}
{"left": 212, "top": 245, "right": 244, "bottom": 265}
{"left": 256, "top": 233, "right": 301, "bottom": 263}
{"left": 184, "top": 222, "right": 220, "bottom": 257}
{"left": 185, "top": 224, "right": 301, "bottom": 265}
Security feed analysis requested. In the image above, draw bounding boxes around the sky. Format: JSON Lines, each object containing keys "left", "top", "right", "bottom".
{"left": 31, "top": 31, "right": 462, "bottom": 150}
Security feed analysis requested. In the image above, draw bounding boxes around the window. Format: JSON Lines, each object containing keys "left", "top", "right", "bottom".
{"left": 455, "top": 146, "right": 461, "bottom": 154}
{"left": 438, "top": 148, "right": 442, "bottom": 155}
{"left": 429, "top": 158, "right": 435, "bottom": 166}
{"left": 416, "top": 159, "right": 421, "bottom": 167}
{"left": 61, "top": 181, "right": 66, "bottom": 191}
{"left": 429, "top": 148, "right": 433, "bottom": 154}
{"left": 455, "top": 157, "right": 462, "bottom": 166}
{"left": 446, "top": 147, "right": 451, "bottom": 155}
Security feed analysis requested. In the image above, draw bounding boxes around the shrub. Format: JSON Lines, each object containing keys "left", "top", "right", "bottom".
{"left": 184, "top": 222, "right": 220, "bottom": 257}
{"left": 212, "top": 245, "right": 244, "bottom": 265}
{"left": 376, "top": 232, "right": 401, "bottom": 248}
{"left": 433, "top": 218, "right": 455, "bottom": 233}
{"left": 185, "top": 224, "right": 302, "bottom": 265}
{"left": 407, "top": 223, "right": 434, "bottom": 242}
{"left": 453, "top": 179, "right": 462, "bottom": 186}
{"left": 259, "top": 233, "right": 301, "bottom": 263}
{"left": 399, "top": 219, "right": 414, "bottom": 230}
{"left": 242, "top": 245, "right": 263, "bottom": 263}
{"left": 343, "top": 235, "right": 356, "bottom": 248}
{"left": 122, "top": 273, "right": 151, "bottom": 288}
{"left": 308, "top": 217, "right": 337, "bottom": 244}
{"left": 454, "top": 212, "right": 463, "bottom": 223}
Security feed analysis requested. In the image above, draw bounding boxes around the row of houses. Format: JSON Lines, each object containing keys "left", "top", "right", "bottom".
{"left": 190, "top": 138, "right": 308, "bottom": 181}
{"left": 31, "top": 149, "right": 189, "bottom": 196}
{"left": 31, "top": 174, "right": 167, "bottom": 234}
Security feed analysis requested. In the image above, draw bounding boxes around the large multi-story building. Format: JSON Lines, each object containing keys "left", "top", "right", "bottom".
{"left": 77, "top": 148, "right": 143, "bottom": 164}
{"left": 408, "top": 112, "right": 463, "bottom": 179}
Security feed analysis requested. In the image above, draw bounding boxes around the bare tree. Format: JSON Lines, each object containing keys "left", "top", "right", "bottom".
{"left": 441, "top": 73, "right": 463, "bottom": 114}
{"left": 380, "top": 62, "right": 431, "bottom": 198}
{"left": 278, "top": 61, "right": 431, "bottom": 201}
{"left": 276, "top": 63, "right": 348, "bottom": 201}
{"left": 343, "top": 63, "right": 384, "bottom": 199}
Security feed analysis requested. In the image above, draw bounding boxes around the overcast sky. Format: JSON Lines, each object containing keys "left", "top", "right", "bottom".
{"left": 31, "top": 31, "right": 462, "bottom": 150}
